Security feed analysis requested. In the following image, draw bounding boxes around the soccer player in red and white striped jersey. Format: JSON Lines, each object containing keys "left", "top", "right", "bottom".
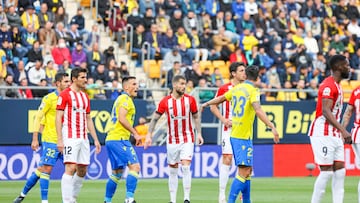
{"left": 342, "top": 84, "right": 360, "bottom": 203}
{"left": 209, "top": 62, "right": 247, "bottom": 203}
{"left": 56, "top": 67, "right": 101, "bottom": 203}
{"left": 308, "top": 55, "right": 351, "bottom": 203}
{"left": 144, "top": 75, "right": 204, "bottom": 203}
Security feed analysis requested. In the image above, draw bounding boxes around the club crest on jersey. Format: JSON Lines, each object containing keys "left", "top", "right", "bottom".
{"left": 323, "top": 87, "right": 331, "bottom": 96}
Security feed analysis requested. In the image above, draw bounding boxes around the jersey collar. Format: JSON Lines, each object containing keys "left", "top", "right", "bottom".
{"left": 244, "top": 80, "right": 254, "bottom": 86}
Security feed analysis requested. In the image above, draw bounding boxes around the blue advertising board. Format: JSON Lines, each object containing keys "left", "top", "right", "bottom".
{"left": 0, "top": 145, "right": 273, "bottom": 180}
{"left": 0, "top": 99, "right": 147, "bottom": 145}
{"left": 0, "top": 100, "right": 354, "bottom": 145}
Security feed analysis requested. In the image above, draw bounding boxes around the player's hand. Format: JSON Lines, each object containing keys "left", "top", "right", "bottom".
{"left": 57, "top": 140, "right": 64, "bottom": 154}
{"left": 342, "top": 131, "right": 352, "bottom": 144}
{"left": 272, "top": 128, "right": 280, "bottom": 144}
{"left": 31, "top": 139, "right": 39, "bottom": 151}
{"left": 144, "top": 134, "right": 152, "bottom": 149}
{"left": 223, "top": 119, "right": 232, "bottom": 128}
{"left": 133, "top": 133, "right": 142, "bottom": 146}
{"left": 197, "top": 133, "right": 204, "bottom": 145}
{"left": 94, "top": 140, "right": 101, "bottom": 154}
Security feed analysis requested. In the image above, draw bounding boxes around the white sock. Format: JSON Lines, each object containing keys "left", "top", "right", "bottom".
{"left": 358, "top": 180, "right": 360, "bottom": 203}
{"left": 311, "top": 171, "right": 333, "bottom": 203}
{"left": 72, "top": 173, "right": 84, "bottom": 200}
{"left": 219, "top": 164, "right": 230, "bottom": 200}
{"left": 181, "top": 165, "right": 191, "bottom": 201}
{"left": 20, "top": 192, "right": 26, "bottom": 197}
{"left": 332, "top": 168, "right": 345, "bottom": 203}
{"left": 125, "top": 197, "right": 134, "bottom": 203}
{"left": 169, "top": 167, "right": 178, "bottom": 203}
{"left": 41, "top": 200, "right": 48, "bottom": 203}
{"left": 61, "top": 173, "right": 73, "bottom": 203}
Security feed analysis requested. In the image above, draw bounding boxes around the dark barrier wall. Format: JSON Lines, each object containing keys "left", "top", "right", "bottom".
{"left": 0, "top": 100, "right": 354, "bottom": 145}
{"left": 0, "top": 99, "right": 147, "bottom": 145}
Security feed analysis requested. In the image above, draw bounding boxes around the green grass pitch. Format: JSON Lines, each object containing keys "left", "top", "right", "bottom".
{"left": 0, "top": 177, "right": 358, "bottom": 202}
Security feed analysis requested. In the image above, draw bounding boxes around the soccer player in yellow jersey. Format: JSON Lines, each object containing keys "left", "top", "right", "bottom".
{"left": 201, "top": 65, "right": 280, "bottom": 203}
{"left": 14, "top": 72, "right": 70, "bottom": 203}
{"left": 104, "top": 76, "right": 141, "bottom": 203}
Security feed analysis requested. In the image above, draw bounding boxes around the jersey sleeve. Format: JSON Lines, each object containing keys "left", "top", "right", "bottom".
{"left": 86, "top": 95, "right": 91, "bottom": 114}
{"left": 119, "top": 95, "right": 131, "bottom": 111}
{"left": 33, "top": 95, "right": 50, "bottom": 132}
{"left": 190, "top": 96, "right": 198, "bottom": 114}
{"left": 215, "top": 85, "right": 226, "bottom": 97}
{"left": 250, "top": 87, "right": 260, "bottom": 104}
{"left": 348, "top": 89, "right": 357, "bottom": 106}
{"left": 156, "top": 97, "right": 167, "bottom": 115}
{"left": 56, "top": 92, "right": 68, "bottom": 111}
{"left": 224, "top": 89, "right": 233, "bottom": 101}
{"left": 320, "top": 83, "right": 337, "bottom": 100}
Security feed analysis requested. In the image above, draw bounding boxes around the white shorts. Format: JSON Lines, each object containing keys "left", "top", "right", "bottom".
{"left": 352, "top": 143, "right": 360, "bottom": 168}
{"left": 221, "top": 130, "right": 233, "bottom": 155}
{"left": 63, "top": 138, "right": 90, "bottom": 165}
{"left": 166, "top": 142, "right": 194, "bottom": 165}
{"left": 310, "top": 136, "right": 344, "bottom": 165}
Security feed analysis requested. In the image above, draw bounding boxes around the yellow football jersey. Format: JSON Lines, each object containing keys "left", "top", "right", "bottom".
{"left": 33, "top": 91, "right": 59, "bottom": 143}
{"left": 106, "top": 94, "right": 136, "bottom": 141}
{"left": 224, "top": 81, "right": 260, "bottom": 140}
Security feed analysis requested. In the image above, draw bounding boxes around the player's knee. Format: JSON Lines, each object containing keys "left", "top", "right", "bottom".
{"left": 128, "top": 163, "right": 140, "bottom": 173}
{"left": 333, "top": 161, "right": 345, "bottom": 171}
{"left": 40, "top": 165, "right": 53, "bottom": 174}
{"left": 76, "top": 165, "right": 88, "bottom": 177}
{"left": 222, "top": 155, "right": 232, "bottom": 165}
{"left": 181, "top": 165, "right": 190, "bottom": 174}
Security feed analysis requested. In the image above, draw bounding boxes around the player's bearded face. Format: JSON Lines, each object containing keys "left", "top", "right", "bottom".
{"left": 175, "top": 80, "right": 186, "bottom": 95}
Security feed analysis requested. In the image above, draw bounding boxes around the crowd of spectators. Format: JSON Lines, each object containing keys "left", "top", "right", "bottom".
{"left": 0, "top": 0, "right": 360, "bottom": 102}
{"left": 115, "top": 0, "right": 360, "bottom": 101}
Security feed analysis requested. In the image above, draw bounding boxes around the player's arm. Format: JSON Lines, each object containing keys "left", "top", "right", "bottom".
{"left": 252, "top": 102, "right": 280, "bottom": 143}
{"left": 118, "top": 106, "right": 140, "bottom": 139}
{"left": 86, "top": 113, "right": 101, "bottom": 153}
{"left": 210, "top": 103, "right": 232, "bottom": 128}
{"left": 342, "top": 104, "right": 354, "bottom": 129}
{"left": 323, "top": 98, "right": 351, "bottom": 143}
{"left": 192, "top": 112, "right": 204, "bottom": 145}
{"left": 56, "top": 110, "right": 64, "bottom": 153}
{"left": 32, "top": 98, "right": 50, "bottom": 151}
{"left": 144, "top": 112, "right": 162, "bottom": 149}
{"left": 201, "top": 95, "right": 227, "bottom": 111}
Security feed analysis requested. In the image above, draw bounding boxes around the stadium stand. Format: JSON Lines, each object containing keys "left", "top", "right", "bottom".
{"left": 0, "top": 0, "right": 359, "bottom": 102}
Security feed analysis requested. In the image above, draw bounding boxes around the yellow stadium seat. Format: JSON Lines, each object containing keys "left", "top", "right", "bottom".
{"left": 341, "top": 80, "right": 352, "bottom": 102}
{"left": 266, "top": 96, "right": 276, "bottom": 101}
{"left": 143, "top": 60, "right": 161, "bottom": 79}
{"left": 350, "top": 80, "right": 360, "bottom": 89}
{"left": 199, "top": 61, "right": 213, "bottom": 72}
{"left": 212, "top": 60, "right": 226, "bottom": 68}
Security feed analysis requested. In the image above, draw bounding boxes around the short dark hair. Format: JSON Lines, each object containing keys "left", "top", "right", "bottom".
{"left": 71, "top": 67, "right": 87, "bottom": 81}
{"left": 246, "top": 65, "right": 259, "bottom": 81}
{"left": 55, "top": 72, "right": 69, "bottom": 83}
{"left": 172, "top": 74, "right": 186, "bottom": 84}
{"left": 229, "top": 62, "right": 246, "bottom": 79}
{"left": 328, "top": 54, "right": 347, "bottom": 72}
{"left": 122, "top": 76, "right": 136, "bottom": 86}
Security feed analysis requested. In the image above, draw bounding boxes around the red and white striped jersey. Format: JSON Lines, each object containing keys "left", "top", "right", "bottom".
{"left": 308, "top": 77, "right": 343, "bottom": 138}
{"left": 215, "top": 82, "right": 233, "bottom": 132}
{"left": 348, "top": 87, "right": 360, "bottom": 143}
{"left": 56, "top": 88, "right": 90, "bottom": 139}
{"left": 156, "top": 94, "right": 198, "bottom": 144}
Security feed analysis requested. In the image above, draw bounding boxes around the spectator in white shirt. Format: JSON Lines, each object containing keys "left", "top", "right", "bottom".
{"left": 347, "top": 18, "right": 360, "bottom": 38}
{"left": 27, "top": 60, "right": 45, "bottom": 86}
